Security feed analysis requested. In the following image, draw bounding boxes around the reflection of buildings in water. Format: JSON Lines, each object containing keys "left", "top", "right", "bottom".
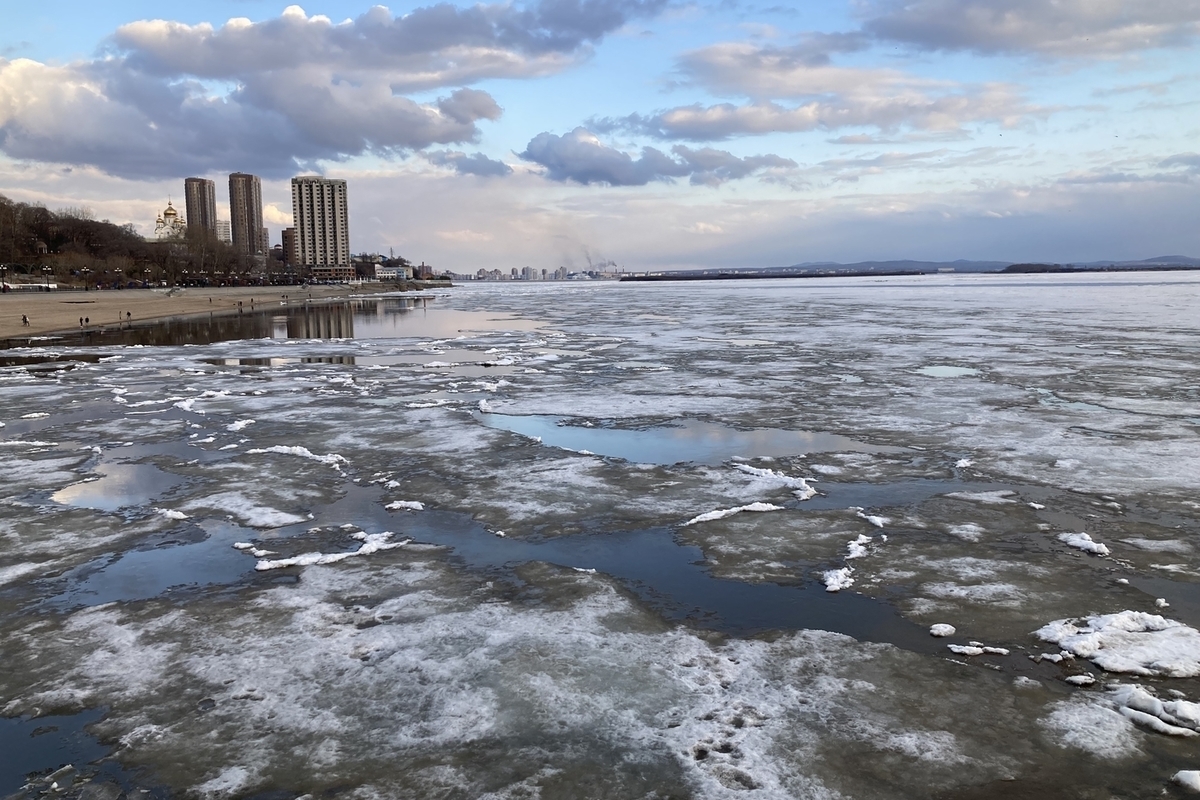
{"left": 378, "top": 297, "right": 428, "bottom": 318}
{"left": 286, "top": 303, "right": 355, "bottom": 339}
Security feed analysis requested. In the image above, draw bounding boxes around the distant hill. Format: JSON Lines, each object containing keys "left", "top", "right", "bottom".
{"left": 623, "top": 256, "right": 1200, "bottom": 282}
{"left": 774, "top": 259, "right": 1009, "bottom": 274}
{"left": 1078, "top": 255, "right": 1200, "bottom": 267}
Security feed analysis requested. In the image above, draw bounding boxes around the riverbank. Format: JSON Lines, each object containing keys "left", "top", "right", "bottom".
{"left": 0, "top": 284, "right": 409, "bottom": 342}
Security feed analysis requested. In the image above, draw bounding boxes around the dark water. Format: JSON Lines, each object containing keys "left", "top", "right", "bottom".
{"left": 475, "top": 413, "right": 903, "bottom": 464}
{"left": 284, "top": 485, "right": 942, "bottom": 653}
{"left": 0, "top": 707, "right": 169, "bottom": 798}
{"left": 45, "top": 522, "right": 254, "bottom": 610}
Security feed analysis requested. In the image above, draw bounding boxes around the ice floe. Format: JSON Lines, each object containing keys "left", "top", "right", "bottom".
{"left": 929, "top": 624, "right": 956, "bottom": 637}
{"left": 1035, "top": 611, "right": 1200, "bottom": 677}
{"left": 1057, "top": 532, "right": 1110, "bottom": 556}
{"left": 227, "top": 420, "right": 255, "bottom": 432}
{"left": 386, "top": 500, "right": 425, "bottom": 512}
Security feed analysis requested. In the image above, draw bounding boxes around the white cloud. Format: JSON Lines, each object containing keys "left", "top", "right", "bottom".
{"left": 0, "top": 1, "right": 669, "bottom": 179}
{"left": 600, "top": 41, "right": 1041, "bottom": 140}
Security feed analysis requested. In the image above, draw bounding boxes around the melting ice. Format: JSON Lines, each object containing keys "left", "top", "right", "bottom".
{"left": 2, "top": 275, "right": 1200, "bottom": 798}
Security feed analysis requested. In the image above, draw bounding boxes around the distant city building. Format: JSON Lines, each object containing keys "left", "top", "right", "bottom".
{"left": 183, "top": 178, "right": 217, "bottom": 234}
{"left": 153, "top": 201, "right": 187, "bottom": 240}
{"left": 228, "top": 172, "right": 264, "bottom": 256}
{"left": 291, "top": 176, "right": 350, "bottom": 280}
{"left": 215, "top": 220, "right": 232, "bottom": 244}
{"left": 260, "top": 226, "right": 270, "bottom": 258}
{"left": 282, "top": 227, "right": 298, "bottom": 267}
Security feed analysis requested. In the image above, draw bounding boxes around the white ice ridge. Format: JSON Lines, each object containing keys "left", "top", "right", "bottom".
{"left": 683, "top": 503, "right": 784, "bottom": 526}
{"left": 948, "top": 642, "right": 1010, "bottom": 657}
{"left": 853, "top": 508, "right": 890, "bottom": 528}
{"left": 154, "top": 508, "right": 189, "bottom": 520}
{"left": 1109, "top": 685, "right": 1200, "bottom": 738}
{"left": 1175, "top": 771, "right": 1200, "bottom": 792}
{"left": 245, "top": 446, "right": 347, "bottom": 468}
{"left": 731, "top": 464, "right": 817, "bottom": 500}
{"left": 1057, "top": 532, "right": 1110, "bottom": 556}
{"left": 944, "top": 490, "right": 1017, "bottom": 505}
{"left": 386, "top": 501, "right": 425, "bottom": 512}
{"left": 227, "top": 419, "right": 255, "bottom": 432}
{"left": 846, "top": 534, "right": 872, "bottom": 559}
{"left": 1035, "top": 611, "right": 1200, "bottom": 677}
{"left": 823, "top": 567, "right": 854, "bottom": 592}
{"left": 253, "top": 532, "right": 409, "bottom": 571}
{"left": 232, "top": 542, "right": 276, "bottom": 558}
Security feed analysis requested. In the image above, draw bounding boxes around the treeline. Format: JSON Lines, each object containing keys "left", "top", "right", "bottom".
{"left": 0, "top": 194, "right": 264, "bottom": 287}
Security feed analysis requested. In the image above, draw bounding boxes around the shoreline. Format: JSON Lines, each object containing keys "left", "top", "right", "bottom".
{"left": 0, "top": 284, "right": 414, "bottom": 344}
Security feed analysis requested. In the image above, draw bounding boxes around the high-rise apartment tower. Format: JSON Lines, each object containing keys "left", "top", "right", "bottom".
{"left": 183, "top": 178, "right": 217, "bottom": 235}
{"left": 228, "top": 172, "right": 264, "bottom": 256}
{"left": 291, "top": 177, "right": 349, "bottom": 268}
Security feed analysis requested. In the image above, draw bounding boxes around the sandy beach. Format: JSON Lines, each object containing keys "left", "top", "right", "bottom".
{"left": 0, "top": 284, "right": 401, "bottom": 341}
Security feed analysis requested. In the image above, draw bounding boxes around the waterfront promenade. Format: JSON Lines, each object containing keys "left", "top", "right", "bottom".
{"left": 0, "top": 284, "right": 399, "bottom": 341}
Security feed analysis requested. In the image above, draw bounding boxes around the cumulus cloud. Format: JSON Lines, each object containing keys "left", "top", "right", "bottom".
{"left": 595, "top": 41, "right": 1039, "bottom": 141}
{"left": 426, "top": 150, "right": 514, "bottom": 177}
{"left": 519, "top": 127, "right": 794, "bottom": 185}
{"left": 861, "top": 0, "right": 1200, "bottom": 56}
{"left": 0, "top": 1, "right": 666, "bottom": 179}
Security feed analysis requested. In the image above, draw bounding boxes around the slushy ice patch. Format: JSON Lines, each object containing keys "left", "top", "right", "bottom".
{"left": 0, "top": 559, "right": 1093, "bottom": 798}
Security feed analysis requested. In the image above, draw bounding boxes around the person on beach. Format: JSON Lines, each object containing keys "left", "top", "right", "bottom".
{"left": 79, "top": 317, "right": 83, "bottom": 328}
{"left": 21, "top": 315, "right": 29, "bottom": 326}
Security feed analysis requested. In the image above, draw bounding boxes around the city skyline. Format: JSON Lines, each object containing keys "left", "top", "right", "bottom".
{"left": 0, "top": 2, "right": 1198, "bottom": 271}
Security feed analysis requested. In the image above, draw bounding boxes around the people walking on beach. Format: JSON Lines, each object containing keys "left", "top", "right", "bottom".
{"left": 21, "top": 315, "right": 29, "bottom": 326}
{"left": 79, "top": 317, "right": 84, "bottom": 328}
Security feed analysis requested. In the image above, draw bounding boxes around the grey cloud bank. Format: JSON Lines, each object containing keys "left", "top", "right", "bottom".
{"left": 520, "top": 127, "right": 794, "bottom": 186}
{"left": 861, "top": 0, "right": 1200, "bottom": 55}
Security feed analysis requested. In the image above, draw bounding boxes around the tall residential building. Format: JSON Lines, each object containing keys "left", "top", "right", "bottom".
{"left": 228, "top": 172, "right": 264, "bottom": 256}
{"left": 183, "top": 178, "right": 217, "bottom": 234}
{"left": 291, "top": 176, "right": 350, "bottom": 272}
{"left": 282, "top": 227, "right": 298, "bottom": 266}
{"left": 215, "top": 220, "right": 232, "bottom": 244}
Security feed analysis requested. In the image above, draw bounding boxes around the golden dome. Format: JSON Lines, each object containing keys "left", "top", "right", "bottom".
{"left": 163, "top": 201, "right": 178, "bottom": 218}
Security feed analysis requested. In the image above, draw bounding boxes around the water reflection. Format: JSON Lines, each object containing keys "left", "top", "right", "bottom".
{"left": 476, "top": 413, "right": 903, "bottom": 465}
{"left": 51, "top": 464, "right": 181, "bottom": 512}
{"left": 3, "top": 296, "right": 544, "bottom": 352}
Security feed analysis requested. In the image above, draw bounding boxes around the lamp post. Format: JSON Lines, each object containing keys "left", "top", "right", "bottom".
{"left": 42, "top": 265, "right": 51, "bottom": 290}
{"left": 0, "top": 264, "right": 7, "bottom": 293}
{"left": 81, "top": 267, "right": 91, "bottom": 291}
{"left": 143, "top": 268, "right": 151, "bottom": 288}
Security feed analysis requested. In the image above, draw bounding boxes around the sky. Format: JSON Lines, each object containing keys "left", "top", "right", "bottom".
{"left": 1, "top": 0, "right": 1198, "bottom": 272}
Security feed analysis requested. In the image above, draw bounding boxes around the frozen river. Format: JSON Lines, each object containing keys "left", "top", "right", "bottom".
{"left": 2, "top": 273, "right": 1200, "bottom": 798}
